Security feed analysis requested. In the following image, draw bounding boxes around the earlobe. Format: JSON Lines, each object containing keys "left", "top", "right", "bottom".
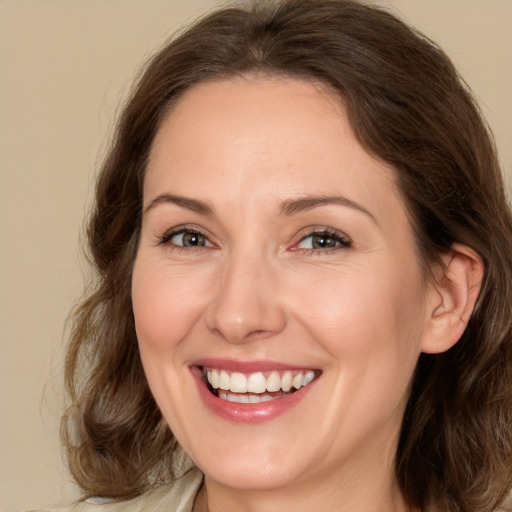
{"left": 421, "top": 243, "right": 484, "bottom": 354}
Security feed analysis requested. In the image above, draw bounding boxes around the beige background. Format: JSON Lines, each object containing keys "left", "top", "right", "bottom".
{"left": 0, "top": 1, "right": 511, "bottom": 510}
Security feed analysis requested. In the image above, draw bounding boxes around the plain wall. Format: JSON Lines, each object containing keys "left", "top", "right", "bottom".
{"left": 0, "top": 1, "right": 510, "bottom": 510}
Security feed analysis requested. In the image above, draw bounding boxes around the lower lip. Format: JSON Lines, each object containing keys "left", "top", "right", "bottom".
{"left": 190, "top": 367, "right": 318, "bottom": 424}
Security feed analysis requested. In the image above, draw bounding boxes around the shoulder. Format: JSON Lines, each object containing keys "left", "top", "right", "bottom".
{"left": 28, "top": 468, "right": 204, "bottom": 512}
{"left": 498, "top": 492, "right": 512, "bottom": 512}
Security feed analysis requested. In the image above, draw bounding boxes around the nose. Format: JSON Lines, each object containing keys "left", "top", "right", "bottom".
{"left": 205, "top": 250, "right": 286, "bottom": 343}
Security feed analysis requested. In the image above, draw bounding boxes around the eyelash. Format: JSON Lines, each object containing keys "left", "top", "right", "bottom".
{"left": 158, "top": 226, "right": 352, "bottom": 254}
{"left": 293, "top": 228, "right": 352, "bottom": 255}
{"left": 158, "top": 226, "right": 213, "bottom": 251}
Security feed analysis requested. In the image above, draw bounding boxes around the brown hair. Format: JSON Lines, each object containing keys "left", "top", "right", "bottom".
{"left": 62, "top": 1, "right": 512, "bottom": 510}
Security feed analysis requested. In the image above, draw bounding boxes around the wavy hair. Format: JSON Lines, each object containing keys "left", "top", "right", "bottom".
{"left": 62, "top": 1, "right": 512, "bottom": 510}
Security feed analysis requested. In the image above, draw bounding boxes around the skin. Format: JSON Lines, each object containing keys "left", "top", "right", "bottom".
{"left": 131, "top": 76, "right": 482, "bottom": 512}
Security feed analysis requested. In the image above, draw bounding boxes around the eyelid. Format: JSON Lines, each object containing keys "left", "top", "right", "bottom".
{"left": 156, "top": 224, "right": 351, "bottom": 253}
{"left": 158, "top": 224, "right": 216, "bottom": 248}
{"left": 290, "top": 226, "right": 352, "bottom": 253}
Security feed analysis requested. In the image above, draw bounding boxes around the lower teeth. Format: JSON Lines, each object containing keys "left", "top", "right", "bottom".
{"left": 216, "top": 390, "right": 292, "bottom": 403}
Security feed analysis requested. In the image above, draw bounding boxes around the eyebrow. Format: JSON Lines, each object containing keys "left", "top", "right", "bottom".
{"left": 144, "top": 193, "right": 214, "bottom": 216}
{"left": 144, "top": 192, "right": 376, "bottom": 223}
{"left": 280, "top": 195, "right": 377, "bottom": 223}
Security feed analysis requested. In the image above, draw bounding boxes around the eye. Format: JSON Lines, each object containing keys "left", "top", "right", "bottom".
{"left": 296, "top": 230, "right": 351, "bottom": 251}
{"left": 161, "top": 228, "right": 212, "bottom": 248}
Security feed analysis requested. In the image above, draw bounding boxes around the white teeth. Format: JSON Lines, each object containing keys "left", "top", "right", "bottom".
{"left": 227, "top": 392, "right": 249, "bottom": 403}
{"left": 230, "top": 372, "right": 247, "bottom": 393}
{"left": 303, "top": 370, "right": 315, "bottom": 386}
{"left": 281, "top": 371, "right": 293, "bottom": 392}
{"left": 219, "top": 391, "right": 279, "bottom": 404}
{"left": 248, "top": 394, "right": 262, "bottom": 403}
{"left": 208, "top": 369, "right": 219, "bottom": 389}
{"left": 266, "top": 371, "right": 281, "bottom": 392}
{"left": 292, "top": 373, "right": 303, "bottom": 389}
{"left": 219, "top": 370, "right": 230, "bottom": 390}
{"left": 206, "top": 368, "right": 317, "bottom": 397}
{"left": 247, "top": 372, "right": 267, "bottom": 393}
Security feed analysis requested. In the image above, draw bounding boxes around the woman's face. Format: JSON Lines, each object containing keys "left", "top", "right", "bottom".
{"left": 132, "top": 76, "right": 434, "bottom": 493}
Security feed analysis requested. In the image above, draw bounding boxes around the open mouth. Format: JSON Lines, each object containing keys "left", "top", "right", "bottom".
{"left": 201, "top": 367, "right": 320, "bottom": 404}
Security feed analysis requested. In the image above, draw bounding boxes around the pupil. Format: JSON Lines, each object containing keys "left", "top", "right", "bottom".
{"left": 183, "top": 232, "right": 204, "bottom": 246}
{"left": 313, "top": 233, "right": 336, "bottom": 249}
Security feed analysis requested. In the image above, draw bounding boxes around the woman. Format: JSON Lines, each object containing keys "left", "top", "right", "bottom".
{"left": 41, "top": 0, "right": 512, "bottom": 511}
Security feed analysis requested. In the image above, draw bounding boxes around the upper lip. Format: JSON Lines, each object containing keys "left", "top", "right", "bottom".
{"left": 191, "top": 358, "right": 318, "bottom": 373}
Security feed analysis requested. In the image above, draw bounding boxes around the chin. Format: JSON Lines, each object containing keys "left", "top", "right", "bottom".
{"left": 183, "top": 428, "right": 322, "bottom": 492}
{"left": 200, "top": 456, "right": 307, "bottom": 492}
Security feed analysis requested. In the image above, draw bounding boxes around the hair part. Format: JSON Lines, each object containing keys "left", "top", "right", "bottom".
{"left": 62, "top": 1, "right": 512, "bottom": 509}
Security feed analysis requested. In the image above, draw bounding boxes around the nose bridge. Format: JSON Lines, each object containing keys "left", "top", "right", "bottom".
{"left": 206, "top": 244, "right": 285, "bottom": 343}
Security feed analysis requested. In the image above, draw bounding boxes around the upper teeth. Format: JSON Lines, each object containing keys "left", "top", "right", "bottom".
{"left": 206, "top": 369, "right": 315, "bottom": 394}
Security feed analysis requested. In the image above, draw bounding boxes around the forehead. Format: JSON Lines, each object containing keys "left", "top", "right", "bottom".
{"left": 148, "top": 75, "right": 349, "bottom": 175}
{"left": 144, "top": 76, "right": 404, "bottom": 223}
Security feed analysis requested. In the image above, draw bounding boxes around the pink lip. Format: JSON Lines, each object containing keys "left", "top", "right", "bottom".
{"left": 189, "top": 360, "right": 320, "bottom": 424}
{"left": 192, "top": 358, "right": 313, "bottom": 373}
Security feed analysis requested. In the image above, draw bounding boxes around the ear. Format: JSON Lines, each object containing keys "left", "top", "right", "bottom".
{"left": 421, "top": 243, "right": 484, "bottom": 354}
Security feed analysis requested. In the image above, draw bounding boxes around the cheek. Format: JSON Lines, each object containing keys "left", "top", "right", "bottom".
{"left": 131, "top": 257, "right": 208, "bottom": 356}
{"left": 288, "top": 259, "right": 426, "bottom": 372}
{"left": 130, "top": 257, "right": 211, "bottom": 432}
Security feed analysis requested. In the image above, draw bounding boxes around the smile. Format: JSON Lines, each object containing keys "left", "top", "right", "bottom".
{"left": 190, "top": 360, "right": 321, "bottom": 423}
{"left": 203, "top": 368, "right": 317, "bottom": 404}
